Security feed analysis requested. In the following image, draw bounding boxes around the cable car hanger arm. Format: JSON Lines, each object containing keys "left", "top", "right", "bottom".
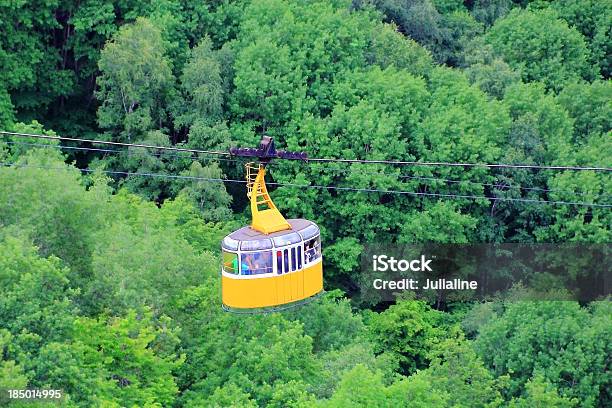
{"left": 229, "top": 136, "right": 308, "bottom": 164}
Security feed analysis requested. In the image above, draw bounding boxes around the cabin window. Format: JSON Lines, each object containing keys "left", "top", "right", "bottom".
{"left": 222, "top": 237, "right": 239, "bottom": 251}
{"left": 222, "top": 251, "right": 238, "bottom": 274}
{"left": 304, "top": 235, "right": 321, "bottom": 264}
{"left": 284, "top": 249, "right": 289, "bottom": 273}
{"left": 297, "top": 246, "right": 302, "bottom": 270}
{"left": 291, "top": 247, "right": 297, "bottom": 271}
{"left": 273, "top": 233, "right": 302, "bottom": 247}
{"left": 241, "top": 239, "right": 273, "bottom": 251}
{"left": 276, "top": 251, "right": 283, "bottom": 274}
{"left": 299, "top": 224, "right": 319, "bottom": 240}
{"left": 241, "top": 251, "right": 273, "bottom": 275}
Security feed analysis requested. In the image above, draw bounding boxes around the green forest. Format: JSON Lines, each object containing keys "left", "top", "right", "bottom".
{"left": 0, "top": 0, "right": 610, "bottom": 406}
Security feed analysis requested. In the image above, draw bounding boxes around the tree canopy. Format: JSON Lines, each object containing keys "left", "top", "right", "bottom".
{"left": 0, "top": 0, "right": 609, "bottom": 406}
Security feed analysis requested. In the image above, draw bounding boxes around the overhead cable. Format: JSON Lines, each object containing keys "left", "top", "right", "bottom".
{"left": 1, "top": 161, "right": 610, "bottom": 208}
{"left": 2, "top": 131, "right": 610, "bottom": 172}
{"left": 5, "top": 140, "right": 608, "bottom": 200}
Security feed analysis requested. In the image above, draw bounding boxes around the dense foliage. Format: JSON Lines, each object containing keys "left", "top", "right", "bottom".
{"left": 0, "top": 0, "right": 610, "bottom": 406}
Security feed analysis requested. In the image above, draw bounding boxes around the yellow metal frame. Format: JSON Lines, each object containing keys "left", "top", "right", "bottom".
{"left": 222, "top": 261, "right": 323, "bottom": 309}
{"left": 246, "top": 163, "right": 291, "bottom": 234}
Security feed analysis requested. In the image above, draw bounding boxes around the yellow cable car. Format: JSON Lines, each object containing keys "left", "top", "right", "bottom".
{"left": 222, "top": 138, "right": 323, "bottom": 312}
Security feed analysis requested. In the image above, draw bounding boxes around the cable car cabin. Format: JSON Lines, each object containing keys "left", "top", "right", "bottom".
{"left": 221, "top": 153, "right": 323, "bottom": 312}
{"left": 221, "top": 219, "right": 323, "bottom": 310}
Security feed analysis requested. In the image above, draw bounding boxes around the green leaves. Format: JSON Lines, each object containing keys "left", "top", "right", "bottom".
{"left": 366, "top": 300, "right": 445, "bottom": 375}
{"left": 74, "top": 310, "right": 183, "bottom": 407}
{"left": 0, "top": 0, "right": 67, "bottom": 114}
{"left": 400, "top": 202, "right": 477, "bottom": 243}
{"left": 96, "top": 18, "right": 174, "bottom": 140}
{"left": 0, "top": 1, "right": 610, "bottom": 406}
{"left": 487, "top": 8, "right": 593, "bottom": 91}
{"left": 0, "top": 85, "right": 14, "bottom": 129}
{"left": 557, "top": 81, "right": 612, "bottom": 142}
{"left": 366, "top": 24, "right": 434, "bottom": 76}
{"left": 546, "top": 0, "right": 612, "bottom": 78}
{"left": 508, "top": 375, "right": 575, "bottom": 408}
{"left": 422, "top": 335, "right": 504, "bottom": 407}
{"left": 324, "top": 365, "right": 388, "bottom": 408}
{"left": 0, "top": 330, "right": 30, "bottom": 408}
{"left": 0, "top": 140, "right": 609, "bottom": 406}
{"left": 0, "top": 234, "right": 77, "bottom": 350}
{"left": 176, "top": 312, "right": 319, "bottom": 407}
{"left": 475, "top": 301, "right": 611, "bottom": 405}
{"left": 230, "top": 0, "right": 377, "bottom": 132}
{"left": 367, "top": 0, "right": 482, "bottom": 65}
{"left": 176, "top": 37, "right": 225, "bottom": 127}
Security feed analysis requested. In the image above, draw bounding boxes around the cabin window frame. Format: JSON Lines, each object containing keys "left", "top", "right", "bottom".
{"left": 223, "top": 224, "right": 322, "bottom": 278}
{"left": 240, "top": 251, "right": 273, "bottom": 275}
{"left": 222, "top": 237, "right": 240, "bottom": 251}
{"left": 222, "top": 251, "right": 239, "bottom": 274}
{"left": 240, "top": 239, "right": 273, "bottom": 251}
{"left": 303, "top": 235, "right": 321, "bottom": 265}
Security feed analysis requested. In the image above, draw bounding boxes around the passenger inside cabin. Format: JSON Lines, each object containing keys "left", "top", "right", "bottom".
{"left": 258, "top": 252, "right": 272, "bottom": 273}
{"left": 243, "top": 254, "right": 255, "bottom": 275}
{"left": 304, "top": 239, "right": 315, "bottom": 263}
{"left": 241, "top": 252, "right": 273, "bottom": 275}
{"left": 232, "top": 256, "right": 250, "bottom": 275}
